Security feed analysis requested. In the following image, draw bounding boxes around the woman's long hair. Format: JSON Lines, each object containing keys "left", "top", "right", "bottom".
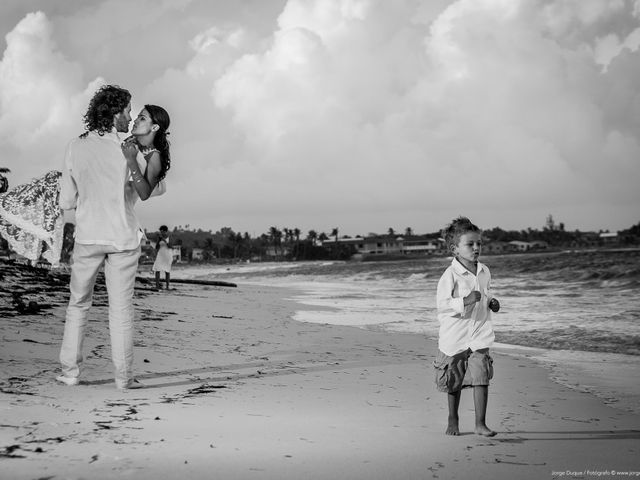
{"left": 146, "top": 105, "right": 171, "bottom": 181}
{"left": 81, "top": 85, "right": 131, "bottom": 136}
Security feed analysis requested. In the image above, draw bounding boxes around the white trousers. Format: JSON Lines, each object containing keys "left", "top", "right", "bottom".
{"left": 59, "top": 243, "right": 140, "bottom": 387}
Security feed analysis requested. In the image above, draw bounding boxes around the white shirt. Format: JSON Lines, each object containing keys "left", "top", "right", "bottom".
{"left": 59, "top": 130, "right": 143, "bottom": 250}
{"left": 436, "top": 258, "right": 496, "bottom": 356}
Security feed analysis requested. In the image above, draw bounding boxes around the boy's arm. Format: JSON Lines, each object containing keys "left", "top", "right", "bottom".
{"left": 485, "top": 268, "right": 500, "bottom": 312}
{"left": 436, "top": 271, "right": 466, "bottom": 316}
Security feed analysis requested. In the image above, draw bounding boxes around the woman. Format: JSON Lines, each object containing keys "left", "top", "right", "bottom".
{"left": 122, "top": 104, "right": 171, "bottom": 201}
{"left": 0, "top": 102, "right": 171, "bottom": 267}
{"left": 152, "top": 225, "right": 173, "bottom": 290}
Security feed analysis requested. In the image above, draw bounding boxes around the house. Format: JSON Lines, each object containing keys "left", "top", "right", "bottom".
{"left": 483, "top": 241, "right": 509, "bottom": 254}
{"left": 599, "top": 232, "right": 619, "bottom": 245}
{"left": 321, "top": 234, "right": 441, "bottom": 257}
{"left": 572, "top": 232, "right": 599, "bottom": 248}
{"left": 529, "top": 241, "right": 549, "bottom": 250}
{"left": 191, "top": 247, "right": 204, "bottom": 261}
{"left": 401, "top": 236, "right": 441, "bottom": 255}
{"left": 508, "top": 241, "right": 531, "bottom": 252}
{"left": 359, "top": 236, "right": 404, "bottom": 255}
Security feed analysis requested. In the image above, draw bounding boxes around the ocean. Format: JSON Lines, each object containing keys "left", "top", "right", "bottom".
{"left": 174, "top": 249, "right": 640, "bottom": 413}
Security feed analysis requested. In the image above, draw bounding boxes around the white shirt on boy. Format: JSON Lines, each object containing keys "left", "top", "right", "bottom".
{"left": 436, "top": 258, "right": 496, "bottom": 356}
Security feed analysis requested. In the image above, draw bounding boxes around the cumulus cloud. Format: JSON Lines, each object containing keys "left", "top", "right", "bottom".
{"left": 206, "top": 0, "right": 640, "bottom": 233}
{"left": 1, "top": 0, "right": 638, "bottom": 235}
{"left": 0, "top": 12, "right": 102, "bottom": 178}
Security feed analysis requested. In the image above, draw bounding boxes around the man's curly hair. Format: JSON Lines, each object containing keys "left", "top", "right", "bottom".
{"left": 81, "top": 85, "right": 131, "bottom": 136}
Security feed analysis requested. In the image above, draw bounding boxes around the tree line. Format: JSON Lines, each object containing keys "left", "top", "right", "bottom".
{"left": 152, "top": 215, "right": 640, "bottom": 263}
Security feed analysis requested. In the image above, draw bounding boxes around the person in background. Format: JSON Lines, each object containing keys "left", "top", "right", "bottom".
{"left": 433, "top": 216, "right": 500, "bottom": 436}
{"left": 153, "top": 225, "right": 173, "bottom": 290}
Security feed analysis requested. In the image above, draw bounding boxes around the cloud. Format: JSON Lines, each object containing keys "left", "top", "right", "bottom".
{"left": 0, "top": 12, "right": 102, "bottom": 177}
{"left": 0, "top": 0, "right": 638, "bottom": 235}
{"left": 205, "top": 0, "right": 639, "bottom": 233}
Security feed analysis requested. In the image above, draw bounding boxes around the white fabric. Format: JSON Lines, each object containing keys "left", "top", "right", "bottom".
{"left": 152, "top": 237, "right": 173, "bottom": 273}
{"left": 436, "top": 258, "right": 496, "bottom": 356}
{"left": 60, "top": 130, "right": 143, "bottom": 250}
{"left": 0, "top": 171, "right": 64, "bottom": 265}
{"left": 59, "top": 243, "right": 140, "bottom": 386}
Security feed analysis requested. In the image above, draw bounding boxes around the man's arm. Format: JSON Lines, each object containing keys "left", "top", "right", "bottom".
{"left": 59, "top": 141, "right": 78, "bottom": 211}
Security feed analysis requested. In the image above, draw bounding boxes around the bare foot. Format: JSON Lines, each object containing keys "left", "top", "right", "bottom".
{"left": 475, "top": 425, "right": 497, "bottom": 437}
{"left": 446, "top": 418, "right": 460, "bottom": 436}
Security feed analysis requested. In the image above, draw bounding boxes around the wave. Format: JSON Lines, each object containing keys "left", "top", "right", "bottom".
{"left": 178, "top": 250, "right": 640, "bottom": 356}
{"left": 498, "top": 328, "right": 640, "bottom": 356}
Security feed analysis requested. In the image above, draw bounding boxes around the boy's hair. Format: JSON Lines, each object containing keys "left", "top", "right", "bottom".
{"left": 442, "top": 216, "right": 481, "bottom": 250}
{"left": 159, "top": 225, "right": 168, "bottom": 232}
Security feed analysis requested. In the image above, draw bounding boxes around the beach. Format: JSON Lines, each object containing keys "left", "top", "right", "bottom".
{"left": 1, "top": 261, "right": 639, "bottom": 479}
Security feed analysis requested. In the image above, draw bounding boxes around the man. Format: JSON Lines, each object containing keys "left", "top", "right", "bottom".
{"left": 57, "top": 85, "right": 144, "bottom": 390}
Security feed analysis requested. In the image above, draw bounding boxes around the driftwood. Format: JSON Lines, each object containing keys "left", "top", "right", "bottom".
{"left": 135, "top": 276, "right": 237, "bottom": 288}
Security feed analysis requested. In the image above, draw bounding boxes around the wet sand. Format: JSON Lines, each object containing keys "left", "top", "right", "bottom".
{"left": 1, "top": 260, "right": 639, "bottom": 479}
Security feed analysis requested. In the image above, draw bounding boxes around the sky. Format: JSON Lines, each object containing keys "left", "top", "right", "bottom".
{"left": 0, "top": 0, "right": 639, "bottom": 238}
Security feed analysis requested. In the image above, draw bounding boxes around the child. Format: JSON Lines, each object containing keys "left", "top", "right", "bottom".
{"left": 433, "top": 216, "right": 500, "bottom": 436}
{"left": 152, "top": 225, "right": 173, "bottom": 290}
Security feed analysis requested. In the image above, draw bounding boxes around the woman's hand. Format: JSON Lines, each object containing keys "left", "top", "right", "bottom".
{"left": 121, "top": 138, "right": 139, "bottom": 168}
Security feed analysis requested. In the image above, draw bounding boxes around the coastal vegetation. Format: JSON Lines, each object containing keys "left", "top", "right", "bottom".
{"left": 145, "top": 216, "right": 640, "bottom": 263}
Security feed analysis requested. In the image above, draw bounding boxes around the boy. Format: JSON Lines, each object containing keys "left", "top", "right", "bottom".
{"left": 433, "top": 216, "right": 500, "bottom": 436}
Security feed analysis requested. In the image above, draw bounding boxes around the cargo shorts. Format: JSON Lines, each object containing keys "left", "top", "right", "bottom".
{"left": 433, "top": 348, "right": 493, "bottom": 393}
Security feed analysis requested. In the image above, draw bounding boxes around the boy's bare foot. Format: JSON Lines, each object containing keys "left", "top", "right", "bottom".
{"left": 475, "top": 425, "right": 496, "bottom": 437}
{"left": 446, "top": 418, "right": 460, "bottom": 435}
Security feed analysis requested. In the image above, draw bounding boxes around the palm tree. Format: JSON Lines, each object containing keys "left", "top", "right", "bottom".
{"left": 232, "top": 232, "right": 243, "bottom": 259}
{"left": 387, "top": 227, "right": 395, "bottom": 237}
{"left": 293, "top": 228, "right": 301, "bottom": 259}
{"left": 283, "top": 228, "right": 293, "bottom": 245}
{"left": 331, "top": 227, "right": 339, "bottom": 243}
{"left": 269, "top": 226, "right": 282, "bottom": 258}
{"left": 405, "top": 227, "right": 413, "bottom": 237}
{"left": 307, "top": 230, "right": 318, "bottom": 245}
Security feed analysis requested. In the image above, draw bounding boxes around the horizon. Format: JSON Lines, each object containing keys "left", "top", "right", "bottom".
{"left": 148, "top": 217, "right": 637, "bottom": 239}
{"left": 1, "top": 1, "right": 639, "bottom": 237}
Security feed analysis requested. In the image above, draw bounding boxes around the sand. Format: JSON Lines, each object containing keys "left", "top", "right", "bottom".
{"left": 1, "top": 261, "right": 639, "bottom": 479}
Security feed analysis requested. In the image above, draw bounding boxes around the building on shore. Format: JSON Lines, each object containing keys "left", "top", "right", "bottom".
{"left": 321, "top": 235, "right": 442, "bottom": 259}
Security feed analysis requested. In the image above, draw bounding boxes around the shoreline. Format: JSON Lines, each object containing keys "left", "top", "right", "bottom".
{"left": 1, "top": 268, "right": 639, "bottom": 478}
{"left": 206, "top": 273, "right": 640, "bottom": 417}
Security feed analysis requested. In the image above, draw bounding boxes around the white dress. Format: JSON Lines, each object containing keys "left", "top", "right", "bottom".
{"left": 0, "top": 171, "right": 64, "bottom": 266}
{"left": 153, "top": 238, "right": 173, "bottom": 273}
